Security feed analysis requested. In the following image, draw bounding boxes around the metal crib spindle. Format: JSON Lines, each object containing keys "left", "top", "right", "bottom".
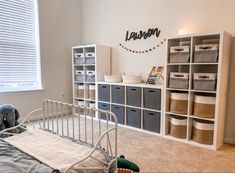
{"left": 84, "top": 107, "right": 87, "bottom": 143}
{"left": 106, "top": 111, "right": 109, "bottom": 130}
{"left": 61, "top": 103, "right": 64, "bottom": 137}
{"left": 51, "top": 102, "right": 54, "bottom": 133}
{"left": 66, "top": 104, "right": 69, "bottom": 138}
{"left": 91, "top": 108, "right": 94, "bottom": 146}
{"left": 77, "top": 106, "right": 81, "bottom": 140}
{"left": 37, "top": 111, "right": 41, "bottom": 128}
{"left": 111, "top": 111, "right": 118, "bottom": 157}
{"left": 106, "top": 111, "right": 109, "bottom": 153}
{"left": 56, "top": 102, "right": 59, "bottom": 135}
{"left": 98, "top": 111, "right": 101, "bottom": 137}
{"left": 47, "top": 101, "right": 50, "bottom": 130}
{"left": 43, "top": 101, "right": 46, "bottom": 128}
{"left": 72, "top": 105, "right": 75, "bottom": 140}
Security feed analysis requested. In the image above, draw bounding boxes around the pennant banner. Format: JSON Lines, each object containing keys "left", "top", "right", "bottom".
{"left": 119, "top": 38, "right": 166, "bottom": 54}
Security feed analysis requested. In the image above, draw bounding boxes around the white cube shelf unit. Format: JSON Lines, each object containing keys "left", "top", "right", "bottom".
{"left": 164, "top": 31, "right": 232, "bottom": 150}
{"left": 97, "top": 82, "right": 164, "bottom": 135}
{"left": 72, "top": 44, "right": 111, "bottom": 115}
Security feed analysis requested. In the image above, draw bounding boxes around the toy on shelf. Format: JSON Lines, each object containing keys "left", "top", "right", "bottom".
{"left": 146, "top": 66, "right": 164, "bottom": 84}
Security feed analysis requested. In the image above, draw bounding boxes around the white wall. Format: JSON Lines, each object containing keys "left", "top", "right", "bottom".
{"left": 81, "top": 0, "right": 235, "bottom": 75}
{"left": 0, "top": 0, "right": 82, "bottom": 116}
{"left": 81, "top": 0, "right": 235, "bottom": 143}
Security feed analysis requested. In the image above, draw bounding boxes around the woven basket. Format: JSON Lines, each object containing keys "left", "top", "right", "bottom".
{"left": 193, "top": 95, "right": 215, "bottom": 118}
{"left": 192, "top": 119, "right": 214, "bottom": 145}
{"left": 170, "top": 92, "right": 188, "bottom": 114}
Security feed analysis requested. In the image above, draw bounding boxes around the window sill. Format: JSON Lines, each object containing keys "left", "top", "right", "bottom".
{"left": 0, "top": 88, "right": 44, "bottom": 96}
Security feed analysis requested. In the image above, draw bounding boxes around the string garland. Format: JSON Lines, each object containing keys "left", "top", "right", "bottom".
{"left": 119, "top": 38, "right": 166, "bottom": 54}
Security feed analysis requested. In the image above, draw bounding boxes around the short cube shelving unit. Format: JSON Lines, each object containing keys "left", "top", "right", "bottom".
{"left": 164, "top": 31, "right": 232, "bottom": 150}
{"left": 97, "top": 82, "right": 163, "bottom": 135}
{"left": 72, "top": 44, "right": 111, "bottom": 116}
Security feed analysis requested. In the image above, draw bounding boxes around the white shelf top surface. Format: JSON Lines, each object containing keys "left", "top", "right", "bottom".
{"left": 167, "top": 31, "right": 231, "bottom": 40}
{"left": 97, "top": 81, "right": 164, "bottom": 89}
{"left": 72, "top": 44, "right": 110, "bottom": 49}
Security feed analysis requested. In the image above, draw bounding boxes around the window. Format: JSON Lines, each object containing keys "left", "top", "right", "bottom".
{"left": 0, "top": 0, "right": 41, "bottom": 92}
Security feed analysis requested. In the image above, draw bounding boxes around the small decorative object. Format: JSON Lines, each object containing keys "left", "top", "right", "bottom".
{"left": 122, "top": 73, "right": 142, "bottom": 84}
{"left": 104, "top": 75, "right": 122, "bottom": 83}
{"left": 0, "top": 104, "right": 25, "bottom": 137}
{"left": 117, "top": 155, "right": 140, "bottom": 172}
{"left": 146, "top": 66, "right": 164, "bottom": 84}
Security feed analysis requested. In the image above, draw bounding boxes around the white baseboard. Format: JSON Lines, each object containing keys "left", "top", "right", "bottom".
{"left": 224, "top": 137, "right": 235, "bottom": 145}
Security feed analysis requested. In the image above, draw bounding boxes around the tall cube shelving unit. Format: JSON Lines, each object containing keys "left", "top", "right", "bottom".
{"left": 164, "top": 31, "right": 232, "bottom": 150}
{"left": 72, "top": 44, "right": 111, "bottom": 115}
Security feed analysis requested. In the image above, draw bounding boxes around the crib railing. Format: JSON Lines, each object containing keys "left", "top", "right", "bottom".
{"left": 0, "top": 99, "right": 118, "bottom": 173}
{"left": 42, "top": 100, "right": 117, "bottom": 155}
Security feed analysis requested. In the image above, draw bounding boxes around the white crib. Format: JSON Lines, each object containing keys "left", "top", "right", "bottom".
{"left": 0, "top": 99, "right": 118, "bottom": 173}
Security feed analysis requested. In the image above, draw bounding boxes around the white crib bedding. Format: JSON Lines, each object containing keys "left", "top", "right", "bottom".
{"left": 3, "top": 128, "right": 109, "bottom": 173}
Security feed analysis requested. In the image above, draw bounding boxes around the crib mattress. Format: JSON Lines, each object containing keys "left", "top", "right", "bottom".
{"left": 0, "top": 139, "right": 58, "bottom": 173}
{"left": 3, "top": 128, "right": 109, "bottom": 173}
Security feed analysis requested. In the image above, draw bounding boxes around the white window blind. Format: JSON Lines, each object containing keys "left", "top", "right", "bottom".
{"left": 0, "top": 0, "right": 41, "bottom": 92}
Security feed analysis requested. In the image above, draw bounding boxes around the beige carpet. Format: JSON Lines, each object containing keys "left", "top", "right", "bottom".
{"left": 31, "top": 116, "right": 235, "bottom": 172}
{"left": 117, "top": 125, "right": 235, "bottom": 172}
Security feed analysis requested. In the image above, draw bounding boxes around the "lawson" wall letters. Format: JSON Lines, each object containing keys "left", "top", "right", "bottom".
{"left": 125, "top": 28, "right": 161, "bottom": 41}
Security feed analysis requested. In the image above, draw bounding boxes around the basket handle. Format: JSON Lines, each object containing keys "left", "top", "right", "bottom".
{"left": 199, "top": 46, "right": 211, "bottom": 50}
{"left": 198, "top": 75, "right": 209, "bottom": 79}
{"left": 174, "top": 74, "right": 185, "bottom": 78}
{"left": 174, "top": 48, "right": 184, "bottom": 52}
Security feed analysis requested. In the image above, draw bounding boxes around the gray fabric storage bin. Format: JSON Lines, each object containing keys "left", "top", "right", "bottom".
{"left": 98, "top": 84, "right": 110, "bottom": 102}
{"left": 169, "top": 72, "right": 189, "bottom": 89}
{"left": 127, "top": 86, "right": 141, "bottom": 107}
{"left": 143, "top": 110, "right": 161, "bottom": 133}
{"left": 126, "top": 107, "right": 141, "bottom": 128}
{"left": 194, "top": 44, "right": 219, "bottom": 63}
{"left": 169, "top": 46, "right": 190, "bottom": 63}
{"left": 85, "top": 52, "right": 95, "bottom": 64}
{"left": 193, "top": 73, "right": 216, "bottom": 91}
{"left": 86, "top": 57, "right": 95, "bottom": 64}
{"left": 75, "top": 75, "right": 84, "bottom": 82}
{"left": 75, "top": 70, "right": 84, "bottom": 82}
{"left": 86, "top": 70, "right": 95, "bottom": 82}
{"left": 143, "top": 88, "right": 161, "bottom": 110}
{"left": 111, "top": 85, "right": 125, "bottom": 104}
{"left": 98, "top": 102, "right": 110, "bottom": 120}
{"left": 74, "top": 53, "right": 84, "bottom": 64}
{"left": 85, "top": 53, "right": 95, "bottom": 64}
{"left": 111, "top": 105, "right": 125, "bottom": 124}
{"left": 74, "top": 57, "right": 84, "bottom": 64}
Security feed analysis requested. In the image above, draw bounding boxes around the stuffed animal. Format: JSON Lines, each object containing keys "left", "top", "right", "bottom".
{"left": 0, "top": 104, "right": 25, "bottom": 136}
{"left": 117, "top": 155, "right": 140, "bottom": 172}
{"left": 0, "top": 112, "right": 6, "bottom": 131}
